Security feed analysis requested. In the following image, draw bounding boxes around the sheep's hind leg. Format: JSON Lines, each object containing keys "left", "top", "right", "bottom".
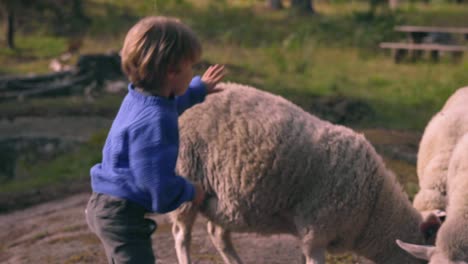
{"left": 170, "top": 204, "right": 198, "bottom": 264}
{"left": 207, "top": 221, "right": 243, "bottom": 264}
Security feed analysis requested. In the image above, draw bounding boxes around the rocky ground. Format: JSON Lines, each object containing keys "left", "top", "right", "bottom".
{"left": 0, "top": 192, "right": 366, "bottom": 264}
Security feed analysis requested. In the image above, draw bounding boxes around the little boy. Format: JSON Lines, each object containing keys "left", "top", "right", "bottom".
{"left": 85, "top": 16, "right": 225, "bottom": 263}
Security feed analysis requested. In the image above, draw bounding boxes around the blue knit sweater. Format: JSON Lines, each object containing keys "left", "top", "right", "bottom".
{"left": 90, "top": 76, "right": 206, "bottom": 213}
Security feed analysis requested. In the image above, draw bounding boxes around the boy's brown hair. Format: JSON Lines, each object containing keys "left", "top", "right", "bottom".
{"left": 121, "top": 16, "right": 202, "bottom": 92}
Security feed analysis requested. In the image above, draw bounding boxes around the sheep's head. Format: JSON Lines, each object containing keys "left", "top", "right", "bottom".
{"left": 397, "top": 212, "right": 468, "bottom": 264}
{"left": 420, "top": 210, "right": 446, "bottom": 244}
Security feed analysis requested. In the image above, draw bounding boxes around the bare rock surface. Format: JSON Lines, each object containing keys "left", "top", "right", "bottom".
{"left": 0, "top": 193, "right": 365, "bottom": 264}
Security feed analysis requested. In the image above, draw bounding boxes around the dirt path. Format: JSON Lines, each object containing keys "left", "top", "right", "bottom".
{"left": 0, "top": 192, "right": 367, "bottom": 264}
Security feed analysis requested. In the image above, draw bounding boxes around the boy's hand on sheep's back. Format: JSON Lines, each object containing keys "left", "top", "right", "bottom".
{"left": 192, "top": 183, "right": 206, "bottom": 206}
{"left": 202, "top": 64, "right": 226, "bottom": 95}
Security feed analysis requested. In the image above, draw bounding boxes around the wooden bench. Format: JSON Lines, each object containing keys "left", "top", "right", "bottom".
{"left": 379, "top": 42, "right": 468, "bottom": 63}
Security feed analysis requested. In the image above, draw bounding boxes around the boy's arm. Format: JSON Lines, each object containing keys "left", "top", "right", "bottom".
{"left": 175, "top": 76, "right": 206, "bottom": 115}
{"left": 176, "top": 64, "right": 226, "bottom": 115}
{"left": 130, "top": 124, "right": 195, "bottom": 214}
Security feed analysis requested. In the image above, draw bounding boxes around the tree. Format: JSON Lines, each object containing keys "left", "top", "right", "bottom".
{"left": 389, "top": 0, "right": 399, "bottom": 9}
{"left": 0, "top": 0, "right": 90, "bottom": 49}
{"left": 72, "top": 0, "right": 88, "bottom": 21}
{"left": 291, "top": 0, "right": 315, "bottom": 13}
{"left": 0, "top": 0, "right": 17, "bottom": 49}
{"left": 369, "top": 0, "right": 398, "bottom": 14}
{"left": 267, "top": 0, "right": 283, "bottom": 10}
{"left": 5, "top": 7, "right": 14, "bottom": 49}
{"left": 266, "top": 0, "right": 314, "bottom": 13}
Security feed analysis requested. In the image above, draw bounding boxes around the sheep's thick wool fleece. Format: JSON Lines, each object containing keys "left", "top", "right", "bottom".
{"left": 414, "top": 87, "right": 468, "bottom": 212}
{"left": 176, "top": 83, "right": 420, "bottom": 249}
{"left": 90, "top": 76, "right": 206, "bottom": 213}
{"left": 178, "top": 83, "right": 377, "bottom": 216}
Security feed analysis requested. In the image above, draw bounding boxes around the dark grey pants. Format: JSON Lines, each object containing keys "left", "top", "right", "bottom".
{"left": 85, "top": 193, "right": 157, "bottom": 264}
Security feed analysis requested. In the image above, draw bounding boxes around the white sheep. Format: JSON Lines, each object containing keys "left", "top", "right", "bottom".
{"left": 412, "top": 87, "right": 468, "bottom": 217}
{"left": 170, "top": 82, "right": 432, "bottom": 264}
{"left": 397, "top": 87, "right": 468, "bottom": 264}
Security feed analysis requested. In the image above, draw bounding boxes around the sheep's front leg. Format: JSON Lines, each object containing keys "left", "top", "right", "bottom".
{"left": 170, "top": 205, "right": 198, "bottom": 264}
{"left": 206, "top": 221, "right": 243, "bottom": 264}
{"left": 293, "top": 211, "right": 328, "bottom": 264}
{"left": 302, "top": 246, "right": 325, "bottom": 264}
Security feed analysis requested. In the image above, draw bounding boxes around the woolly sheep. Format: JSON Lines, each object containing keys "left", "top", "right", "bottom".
{"left": 170, "top": 82, "right": 431, "bottom": 264}
{"left": 412, "top": 87, "right": 468, "bottom": 217}
{"left": 397, "top": 87, "right": 468, "bottom": 264}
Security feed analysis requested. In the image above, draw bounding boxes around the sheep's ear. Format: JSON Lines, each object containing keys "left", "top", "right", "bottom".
{"left": 396, "top": 239, "right": 435, "bottom": 260}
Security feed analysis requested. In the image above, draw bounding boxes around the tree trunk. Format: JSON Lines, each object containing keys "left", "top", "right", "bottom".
{"left": 6, "top": 9, "right": 15, "bottom": 49}
{"left": 267, "top": 0, "right": 283, "bottom": 10}
{"left": 72, "top": 0, "right": 90, "bottom": 21}
{"left": 389, "top": 0, "right": 399, "bottom": 10}
{"left": 291, "top": 0, "right": 314, "bottom": 13}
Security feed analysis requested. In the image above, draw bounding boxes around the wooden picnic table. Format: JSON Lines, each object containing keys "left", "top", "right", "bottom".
{"left": 394, "top": 26, "right": 468, "bottom": 43}
{"left": 395, "top": 26, "right": 468, "bottom": 34}
{"left": 379, "top": 25, "right": 468, "bottom": 63}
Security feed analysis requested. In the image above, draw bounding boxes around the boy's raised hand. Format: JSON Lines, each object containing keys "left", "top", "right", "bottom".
{"left": 202, "top": 64, "right": 226, "bottom": 95}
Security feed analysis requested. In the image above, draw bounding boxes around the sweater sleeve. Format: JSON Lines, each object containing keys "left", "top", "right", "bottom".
{"left": 176, "top": 76, "right": 207, "bottom": 115}
{"left": 129, "top": 123, "right": 195, "bottom": 214}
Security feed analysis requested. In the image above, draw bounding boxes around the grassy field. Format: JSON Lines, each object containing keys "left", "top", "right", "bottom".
{"left": 1, "top": 0, "right": 468, "bottom": 129}
{"left": 0, "top": 0, "right": 467, "bottom": 209}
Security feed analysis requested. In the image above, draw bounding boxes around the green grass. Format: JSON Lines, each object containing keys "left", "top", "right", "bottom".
{"left": 1, "top": 1, "right": 467, "bottom": 130}
{"left": 0, "top": 35, "right": 67, "bottom": 74}
{"left": 0, "top": 131, "right": 106, "bottom": 194}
